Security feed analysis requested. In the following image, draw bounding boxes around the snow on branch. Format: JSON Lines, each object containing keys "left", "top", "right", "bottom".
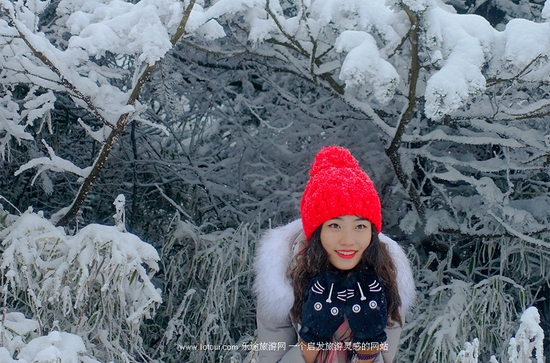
{"left": 0, "top": 0, "right": 120, "bottom": 127}
{"left": 0, "top": 94, "right": 33, "bottom": 160}
{"left": 63, "top": 0, "right": 174, "bottom": 66}
{"left": 456, "top": 338, "right": 479, "bottom": 363}
{"left": 0, "top": 88, "right": 55, "bottom": 160}
{"left": 403, "top": 128, "right": 524, "bottom": 148}
{"left": 500, "top": 20, "right": 550, "bottom": 74}
{"left": 236, "top": 0, "right": 550, "bottom": 123}
{"left": 113, "top": 194, "right": 126, "bottom": 232}
{"left": 488, "top": 211, "right": 550, "bottom": 250}
{"left": 422, "top": 7, "right": 492, "bottom": 120}
{"left": 418, "top": 2, "right": 550, "bottom": 120}
{"left": 335, "top": 30, "right": 399, "bottom": 104}
{"left": 432, "top": 165, "right": 509, "bottom": 206}
{"left": 1, "top": 0, "right": 218, "bottom": 227}
{"left": 76, "top": 118, "right": 108, "bottom": 143}
{"left": 14, "top": 139, "right": 92, "bottom": 183}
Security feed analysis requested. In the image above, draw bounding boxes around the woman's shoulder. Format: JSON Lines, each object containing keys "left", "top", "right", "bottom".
{"left": 378, "top": 233, "right": 417, "bottom": 313}
{"left": 253, "top": 219, "right": 304, "bottom": 323}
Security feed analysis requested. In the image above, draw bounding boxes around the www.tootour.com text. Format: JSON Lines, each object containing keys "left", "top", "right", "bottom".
{"left": 177, "top": 344, "right": 240, "bottom": 351}
{"left": 177, "top": 342, "right": 287, "bottom": 352}
{"left": 177, "top": 341, "right": 389, "bottom": 352}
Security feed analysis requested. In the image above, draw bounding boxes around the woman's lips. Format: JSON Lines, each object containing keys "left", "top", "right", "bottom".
{"left": 335, "top": 250, "right": 357, "bottom": 259}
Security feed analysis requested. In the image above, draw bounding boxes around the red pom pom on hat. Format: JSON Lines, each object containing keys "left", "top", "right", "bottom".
{"left": 309, "top": 145, "right": 360, "bottom": 177}
{"left": 300, "top": 146, "right": 382, "bottom": 239}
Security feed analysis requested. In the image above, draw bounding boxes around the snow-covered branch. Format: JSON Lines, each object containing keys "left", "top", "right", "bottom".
{"left": 14, "top": 139, "right": 92, "bottom": 183}
{"left": 0, "top": 0, "right": 116, "bottom": 128}
{"left": 56, "top": 0, "right": 199, "bottom": 227}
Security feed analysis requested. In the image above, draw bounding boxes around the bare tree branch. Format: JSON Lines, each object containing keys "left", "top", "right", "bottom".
{"left": 265, "top": 0, "right": 344, "bottom": 94}
{"left": 385, "top": 4, "right": 425, "bottom": 218}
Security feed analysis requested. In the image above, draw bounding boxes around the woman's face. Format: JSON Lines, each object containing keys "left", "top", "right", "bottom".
{"left": 320, "top": 215, "right": 372, "bottom": 270}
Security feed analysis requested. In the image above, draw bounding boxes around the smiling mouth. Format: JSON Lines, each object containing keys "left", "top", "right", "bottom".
{"left": 335, "top": 250, "right": 357, "bottom": 259}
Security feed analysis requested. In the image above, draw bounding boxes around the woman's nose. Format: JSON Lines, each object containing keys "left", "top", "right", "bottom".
{"left": 340, "top": 229, "right": 354, "bottom": 246}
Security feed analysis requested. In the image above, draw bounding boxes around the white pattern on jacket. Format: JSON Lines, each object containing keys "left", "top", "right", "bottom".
{"left": 253, "top": 220, "right": 416, "bottom": 363}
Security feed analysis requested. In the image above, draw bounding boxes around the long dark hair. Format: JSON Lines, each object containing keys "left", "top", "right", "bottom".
{"left": 288, "top": 223, "right": 403, "bottom": 326}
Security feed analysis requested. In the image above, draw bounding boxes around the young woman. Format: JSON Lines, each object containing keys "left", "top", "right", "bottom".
{"left": 253, "top": 146, "right": 416, "bottom": 363}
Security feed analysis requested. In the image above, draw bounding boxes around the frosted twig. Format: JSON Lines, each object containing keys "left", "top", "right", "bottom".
{"left": 0, "top": 195, "right": 21, "bottom": 215}
{"left": 488, "top": 211, "right": 550, "bottom": 249}
{"left": 154, "top": 184, "right": 193, "bottom": 220}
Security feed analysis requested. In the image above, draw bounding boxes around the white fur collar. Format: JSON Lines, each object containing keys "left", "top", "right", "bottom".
{"left": 254, "top": 219, "right": 416, "bottom": 323}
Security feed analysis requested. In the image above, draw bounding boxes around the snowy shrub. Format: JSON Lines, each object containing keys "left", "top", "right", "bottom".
{"left": 144, "top": 215, "right": 258, "bottom": 363}
{"left": 0, "top": 207, "right": 162, "bottom": 362}
{"left": 456, "top": 338, "right": 480, "bottom": 363}
{"left": 400, "top": 235, "right": 548, "bottom": 363}
{"left": 506, "top": 306, "right": 545, "bottom": 363}
{"left": 0, "top": 312, "right": 100, "bottom": 363}
{"left": 457, "top": 307, "right": 544, "bottom": 363}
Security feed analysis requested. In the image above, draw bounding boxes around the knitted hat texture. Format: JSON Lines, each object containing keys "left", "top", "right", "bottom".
{"left": 300, "top": 146, "right": 382, "bottom": 239}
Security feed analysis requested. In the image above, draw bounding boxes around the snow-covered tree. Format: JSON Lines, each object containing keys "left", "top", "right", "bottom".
{"left": 0, "top": 0, "right": 221, "bottom": 227}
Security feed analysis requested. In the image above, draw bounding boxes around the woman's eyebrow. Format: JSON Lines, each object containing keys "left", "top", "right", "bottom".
{"left": 328, "top": 217, "right": 368, "bottom": 222}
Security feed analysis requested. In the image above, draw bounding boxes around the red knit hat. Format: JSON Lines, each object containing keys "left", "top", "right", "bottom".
{"left": 300, "top": 146, "right": 382, "bottom": 239}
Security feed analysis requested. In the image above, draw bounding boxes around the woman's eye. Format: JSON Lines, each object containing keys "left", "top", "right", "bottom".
{"left": 356, "top": 224, "right": 367, "bottom": 229}
{"left": 328, "top": 223, "right": 340, "bottom": 229}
